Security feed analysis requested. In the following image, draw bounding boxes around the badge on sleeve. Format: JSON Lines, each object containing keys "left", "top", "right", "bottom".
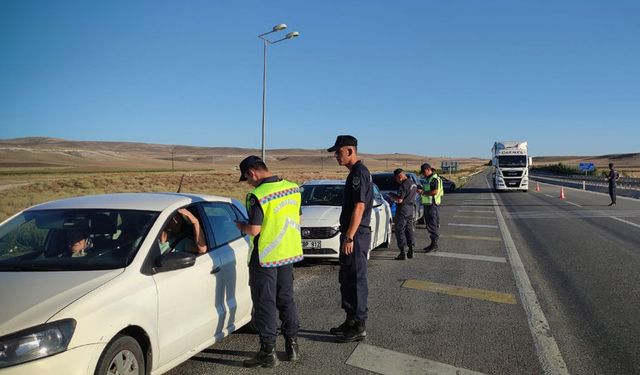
{"left": 353, "top": 176, "right": 360, "bottom": 189}
{"left": 249, "top": 196, "right": 257, "bottom": 206}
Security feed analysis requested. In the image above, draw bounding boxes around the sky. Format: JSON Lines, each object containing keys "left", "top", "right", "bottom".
{"left": 1, "top": 0, "right": 639, "bottom": 158}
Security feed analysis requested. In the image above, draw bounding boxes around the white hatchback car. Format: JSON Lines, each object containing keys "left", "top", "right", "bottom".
{"left": 0, "top": 193, "right": 252, "bottom": 375}
{"left": 300, "top": 180, "right": 392, "bottom": 259}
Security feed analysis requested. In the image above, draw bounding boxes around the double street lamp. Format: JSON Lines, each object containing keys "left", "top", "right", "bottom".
{"left": 258, "top": 23, "right": 300, "bottom": 161}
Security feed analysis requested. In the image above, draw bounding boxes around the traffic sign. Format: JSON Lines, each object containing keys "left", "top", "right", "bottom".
{"left": 579, "top": 162, "right": 595, "bottom": 172}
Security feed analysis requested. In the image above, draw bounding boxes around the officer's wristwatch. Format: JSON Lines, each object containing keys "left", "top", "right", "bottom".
{"left": 345, "top": 237, "right": 354, "bottom": 243}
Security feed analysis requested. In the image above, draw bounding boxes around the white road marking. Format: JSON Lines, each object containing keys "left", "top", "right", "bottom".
{"left": 458, "top": 209, "right": 495, "bottom": 213}
{"left": 346, "top": 343, "right": 486, "bottom": 375}
{"left": 565, "top": 201, "right": 582, "bottom": 207}
{"left": 448, "top": 223, "right": 498, "bottom": 229}
{"left": 426, "top": 251, "right": 507, "bottom": 263}
{"left": 609, "top": 216, "right": 640, "bottom": 229}
{"left": 487, "top": 178, "right": 569, "bottom": 375}
{"left": 454, "top": 215, "right": 496, "bottom": 220}
{"left": 544, "top": 194, "right": 554, "bottom": 198}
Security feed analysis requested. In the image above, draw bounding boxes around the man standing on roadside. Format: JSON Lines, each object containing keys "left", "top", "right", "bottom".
{"left": 236, "top": 155, "right": 303, "bottom": 368}
{"left": 418, "top": 163, "right": 443, "bottom": 252}
{"left": 327, "top": 135, "right": 373, "bottom": 343}
{"left": 388, "top": 168, "right": 417, "bottom": 260}
{"left": 607, "top": 162, "right": 620, "bottom": 206}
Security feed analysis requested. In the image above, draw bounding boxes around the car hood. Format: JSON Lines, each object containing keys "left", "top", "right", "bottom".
{"left": 301, "top": 206, "right": 341, "bottom": 227}
{"left": 0, "top": 269, "right": 123, "bottom": 336}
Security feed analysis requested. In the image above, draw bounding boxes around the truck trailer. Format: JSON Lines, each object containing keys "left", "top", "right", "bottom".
{"left": 491, "top": 141, "right": 532, "bottom": 191}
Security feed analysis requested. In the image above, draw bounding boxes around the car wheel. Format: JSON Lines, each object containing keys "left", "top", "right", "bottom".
{"left": 95, "top": 334, "right": 144, "bottom": 375}
{"left": 450, "top": 185, "right": 456, "bottom": 192}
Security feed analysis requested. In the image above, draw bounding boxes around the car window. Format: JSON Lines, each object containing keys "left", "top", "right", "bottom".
{"left": 0, "top": 209, "right": 157, "bottom": 271}
{"left": 371, "top": 174, "right": 398, "bottom": 191}
{"left": 301, "top": 184, "right": 343, "bottom": 206}
{"left": 201, "top": 203, "right": 243, "bottom": 248}
{"left": 372, "top": 185, "right": 384, "bottom": 207}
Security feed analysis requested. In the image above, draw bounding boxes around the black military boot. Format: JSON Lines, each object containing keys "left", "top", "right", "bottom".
{"left": 407, "top": 247, "right": 414, "bottom": 259}
{"left": 336, "top": 320, "right": 366, "bottom": 343}
{"left": 243, "top": 342, "right": 279, "bottom": 368}
{"left": 285, "top": 336, "right": 300, "bottom": 362}
{"left": 395, "top": 249, "right": 406, "bottom": 260}
{"left": 329, "top": 319, "right": 355, "bottom": 335}
{"left": 424, "top": 240, "right": 439, "bottom": 253}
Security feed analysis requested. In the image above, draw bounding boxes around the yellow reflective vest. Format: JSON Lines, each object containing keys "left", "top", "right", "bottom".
{"left": 247, "top": 179, "right": 303, "bottom": 267}
{"left": 421, "top": 173, "right": 444, "bottom": 205}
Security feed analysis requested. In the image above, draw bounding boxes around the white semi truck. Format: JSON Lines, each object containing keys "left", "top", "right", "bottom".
{"left": 491, "top": 141, "right": 532, "bottom": 191}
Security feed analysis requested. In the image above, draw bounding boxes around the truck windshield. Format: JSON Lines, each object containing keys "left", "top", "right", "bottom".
{"left": 497, "top": 156, "right": 527, "bottom": 167}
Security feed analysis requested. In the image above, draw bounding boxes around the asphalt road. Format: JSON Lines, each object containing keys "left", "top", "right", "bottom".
{"left": 167, "top": 169, "right": 640, "bottom": 375}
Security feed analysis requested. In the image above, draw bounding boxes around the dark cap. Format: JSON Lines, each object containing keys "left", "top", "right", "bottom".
{"left": 327, "top": 135, "right": 358, "bottom": 152}
{"left": 393, "top": 168, "right": 404, "bottom": 176}
{"left": 238, "top": 155, "right": 264, "bottom": 182}
{"left": 420, "top": 163, "right": 432, "bottom": 172}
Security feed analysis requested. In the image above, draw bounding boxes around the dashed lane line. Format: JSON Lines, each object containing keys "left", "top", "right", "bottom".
{"left": 488, "top": 178, "right": 570, "bottom": 375}
{"left": 565, "top": 201, "right": 582, "bottom": 207}
{"left": 440, "top": 234, "right": 502, "bottom": 242}
{"left": 453, "top": 215, "right": 497, "bottom": 220}
{"left": 346, "top": 343, "right": 487, "bottom": 375}
{"left": 448, "top": 223, "right": 499, "bottom": 229}
{"left": 402, "top": 279, "right": 517, "bottom": 305}
{"left": 457, "top": 209, "right": 495, "bottom": 213}
{"left": 426, "top": 251, "right": 507, "bottom": 263}
{"left": 609, "top": 216, "right": 640, "bottom": 229}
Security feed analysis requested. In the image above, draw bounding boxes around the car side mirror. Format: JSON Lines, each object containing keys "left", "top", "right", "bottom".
{"left": 154, "top": 251, "right": 196, "bottom": 273}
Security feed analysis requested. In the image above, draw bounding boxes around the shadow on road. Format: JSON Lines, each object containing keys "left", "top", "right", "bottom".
{"left": 297, "top": 329, "right": 336, "bottom": 343}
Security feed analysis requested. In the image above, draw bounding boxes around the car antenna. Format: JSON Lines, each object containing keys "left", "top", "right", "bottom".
{"left": 177, "top": 174, "right": 185, "bottom": 193}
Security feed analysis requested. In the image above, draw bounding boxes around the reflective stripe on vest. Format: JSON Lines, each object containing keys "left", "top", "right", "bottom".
{"left": 247, "top": 180, "right": 303, "bottom": 267}
{"left": 421, "top": 173, "right": 444, "bottom": 205}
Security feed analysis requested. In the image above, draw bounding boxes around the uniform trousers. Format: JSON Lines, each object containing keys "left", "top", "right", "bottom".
{"left": 339, "top": 227, "right": 371, "bottom": 322}
{"left": 249, "top": 262, "right": 299, "bottom": 344}
{"left": 395, "top": 212, "right": 415, "bottom": 251}
{"left": 425, "top": 204, "right": 440, "bottom": 241}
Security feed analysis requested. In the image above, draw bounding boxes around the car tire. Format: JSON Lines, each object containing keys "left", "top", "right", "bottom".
{"left": 95, "top": 334, "right": 145, "bottom": 375}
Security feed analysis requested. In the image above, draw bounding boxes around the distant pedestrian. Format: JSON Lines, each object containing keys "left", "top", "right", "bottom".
{"left": 236, "top": 155, "right": 303, "bottom": 368}
{"left": 388, "top": 168, "right": 417, "bottom": 260}
{"left": 607, "top": 163, "right": 620, "bottom": 206}
{"left": 418, "top": 163, "right": 443, "bottom": 252}
{"left": 327, "top": 135, "right": 373, "bottom": 343}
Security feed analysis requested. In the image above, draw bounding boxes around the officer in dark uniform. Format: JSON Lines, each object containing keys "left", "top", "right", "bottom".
{"left": 419, "top": 163, "right": 442, "bottom": 252}
{"left": 388, "top": 168, "right": 417, "bottom": 260}
{"left": 327, "top": 135, "right": 373, "bottom": 343}
{"left": 607, "top": 162, "right": 620, "bottom": 206}
{"left": 235, "top": 155, "right": 302, "bottom": 368}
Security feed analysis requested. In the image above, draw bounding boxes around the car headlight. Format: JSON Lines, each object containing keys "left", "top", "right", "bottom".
{"left": 0, "top": 319, "right": 76, "bottom": 369}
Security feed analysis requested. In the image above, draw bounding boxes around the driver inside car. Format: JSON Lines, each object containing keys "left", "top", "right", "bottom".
{"left": 66, "top": 229, "right": 93, "bottom": 257}
{"left": 158, "top": 208, "right": 207, "bottom": 255}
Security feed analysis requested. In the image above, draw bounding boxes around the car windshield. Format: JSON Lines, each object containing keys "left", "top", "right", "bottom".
{"left": 498, "top": 155, "right": 527, "bottom": 167}
{"left": 0, "top": 209, "right": 158, "bottom": 271}
{"left": 301, "top": 184, "right": 344, "bottom": 206}
{"left": 372, "top": 174, "right": 399, "bottom": 191}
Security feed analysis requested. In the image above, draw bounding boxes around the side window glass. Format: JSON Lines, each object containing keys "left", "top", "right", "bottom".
{"left": 202, "top": 203, "right": 243, "bottom": 248}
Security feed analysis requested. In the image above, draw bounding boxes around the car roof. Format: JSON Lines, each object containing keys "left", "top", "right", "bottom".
{"left": 302, "top": 179, "right": 346, "bottom": 185}
{"left": 27, "top": 192, "right": 233, "bottom": 212}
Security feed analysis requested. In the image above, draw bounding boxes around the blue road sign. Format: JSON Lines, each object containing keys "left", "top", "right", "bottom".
{"left": 579, "top": 162, "right": 595, "bottom": 171}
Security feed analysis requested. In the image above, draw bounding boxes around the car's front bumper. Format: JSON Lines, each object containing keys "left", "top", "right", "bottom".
{"left": 0, "top": 343, "right": 105, "bottom": 375}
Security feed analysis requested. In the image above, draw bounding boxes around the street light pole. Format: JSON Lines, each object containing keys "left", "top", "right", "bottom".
{"left": 258, "top": 24, "right": 300, "bottom": 162}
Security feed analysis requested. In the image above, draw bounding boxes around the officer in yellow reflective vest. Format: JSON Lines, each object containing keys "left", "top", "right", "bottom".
{"left": 235, "top": 155, "right": 303, "bottom": 368}
{"left": 419, "top": 163, "right": 443, "bottom": 252}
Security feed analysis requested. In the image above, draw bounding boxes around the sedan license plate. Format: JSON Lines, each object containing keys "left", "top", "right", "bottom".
{"left": 302, "top": 240, "right": 321, "bottom": 249}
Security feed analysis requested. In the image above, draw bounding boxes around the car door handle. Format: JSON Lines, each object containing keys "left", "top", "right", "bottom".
{"left": 211, "top": 266, "right": 221, "bottom": 274}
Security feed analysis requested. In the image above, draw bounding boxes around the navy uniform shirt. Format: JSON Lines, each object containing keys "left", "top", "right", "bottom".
{"left": 397, "top": 177, "right": 417, "bottom": 216}
{"left": 340, "top": 160, "right": 373, "bottom": 233}
{"left": 608, "top": 169, "right": 619, "bottom": 186}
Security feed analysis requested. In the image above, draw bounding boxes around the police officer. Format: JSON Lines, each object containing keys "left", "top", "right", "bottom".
{"left": 607, "top": 162, "right": 620, "bottom": 206}
{"left": 388, "top": 168, "right": 417, "bottom": 260}
{"left": 327, "top": 135, "right": 373, "bottom": 343}
{"left": 419, "top": 163, "right": 443, "bottom": 252}
{"left": 235, "top": 155, "right": 303, "bottom": 368}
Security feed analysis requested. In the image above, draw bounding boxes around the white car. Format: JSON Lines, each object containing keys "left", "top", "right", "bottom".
{"left": 300, "top": 180, "right": 392, "bottom": 259}
{"left": 0, "top": 193, "right": 252, "bottom": 375}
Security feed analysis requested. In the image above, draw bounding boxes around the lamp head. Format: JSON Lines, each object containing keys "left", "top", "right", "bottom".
{"left": 273, "top": 24, "right": 287, "bottom": 32}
